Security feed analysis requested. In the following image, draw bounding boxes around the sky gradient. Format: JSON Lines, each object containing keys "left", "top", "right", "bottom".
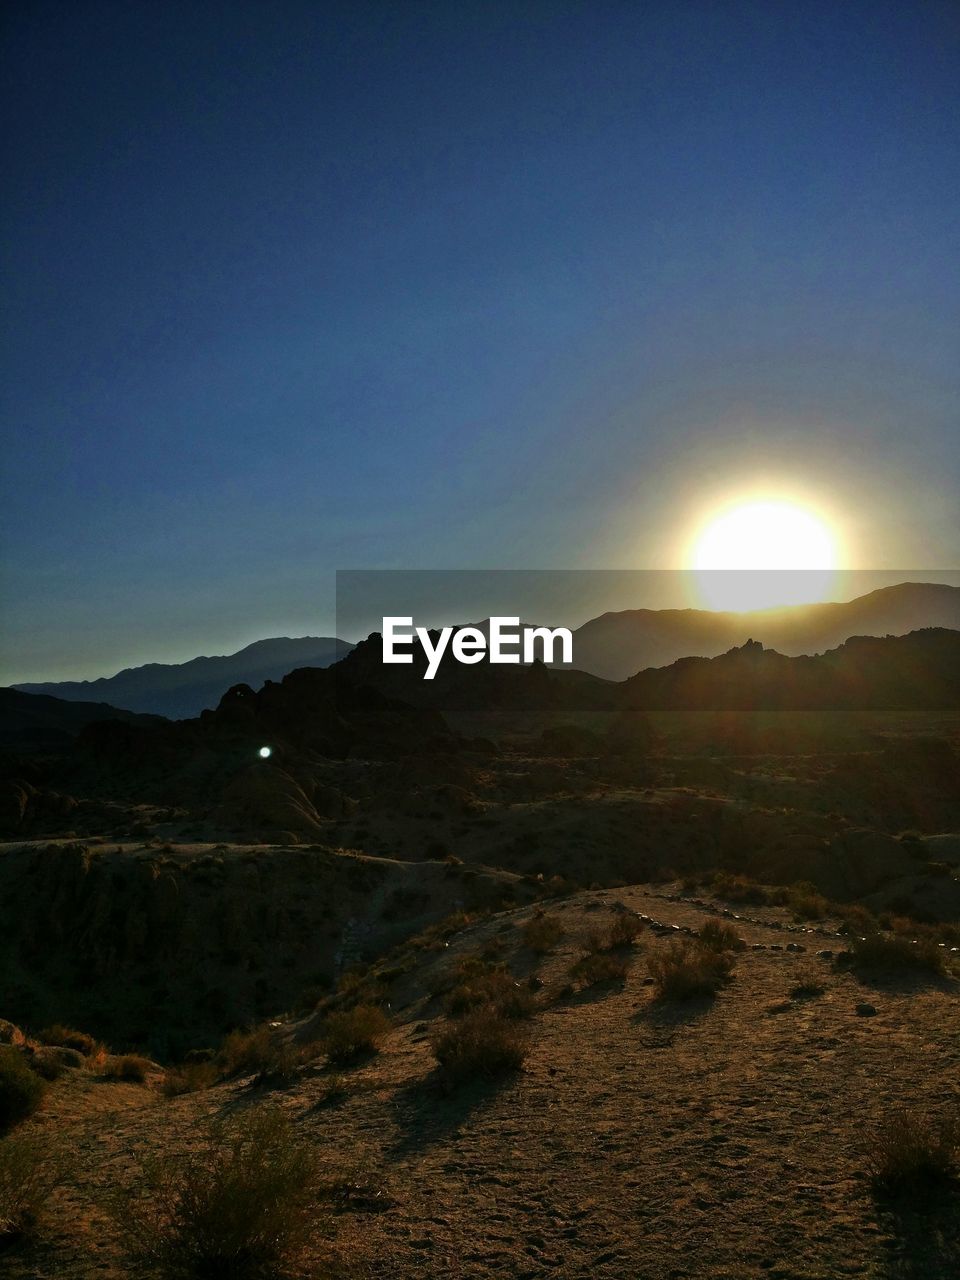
{"left": 2, "top": 0, "right": 958, "bottom": 682}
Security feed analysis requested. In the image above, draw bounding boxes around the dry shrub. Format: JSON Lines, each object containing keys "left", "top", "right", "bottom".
{"left": 568, "top": 951, "right": 629, "bottom": 987}
{"left": 522, "top": 913, "right": 565, "bottom": 953}
{"left": 104, "top": 1055, "right": 153, "bottom": 1084}
{"left": 322, "top": 1005, "right": 390, "bottom": 1065}
{"left": 217, "top": 1027, "right": 304, "bottom": 1083}
{"left": 847, "top": 933, "right": 947, "bottom": 977}
{"left": 867, "top": 1109, "right": 960, "bottom": 1192}
{"left": 445, "top": 969, "right": 536, "bottom": 1020}
{"left": 648, "top": 940, "right": 735, "bottom": 1000}
{"left": 790, "top": 969, "right": 826, "bottom": 999}
{"left": 607, "top": 913, "right": 643, "bottom": 948}
{"left": 431, "top": 1009, "right": 529, "bottom": 1083}
{"left": 0, "top": 1131, "right": 65, "bottom": 1244}
{"left": 710, "top": 872, "right": 768, "bottom": 905}
{"left": 30, "top": 1046, "right": 83, "bottom": 1081}
{"left": 698, "top": 920, "right": 746, "bottom": 953}
{"left": 0, "top": 1048, "right": 45, "bottom": 1134}
{"left": 111, "top": 1107, "right": 330, "bottom": 1277}
{"left": 35, "top": 1025, "right": 99, "bottom": 1057}
{"left": 163, "top": 1061, "right": 219, "bottom": 1097}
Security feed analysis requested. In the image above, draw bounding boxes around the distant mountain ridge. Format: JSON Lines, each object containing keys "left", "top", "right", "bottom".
{"left": 567, "top": 582, "right": 960, "bottom": 679}
{"left": 13, "top": 636, "right": 353, "bottom": 719}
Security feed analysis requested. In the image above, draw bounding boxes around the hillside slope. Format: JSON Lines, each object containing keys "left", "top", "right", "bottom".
{"left": 6, "top": 884, "right": 959, "bottom": 1279}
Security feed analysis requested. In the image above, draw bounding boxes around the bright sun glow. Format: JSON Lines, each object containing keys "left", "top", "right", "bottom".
{"left": 691, "top": 499, "right": 838, "bottom": 611}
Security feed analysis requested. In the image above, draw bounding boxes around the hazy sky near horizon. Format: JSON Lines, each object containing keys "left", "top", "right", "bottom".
{"left": 2, "top": 1, "right": 958, "bottom": 683}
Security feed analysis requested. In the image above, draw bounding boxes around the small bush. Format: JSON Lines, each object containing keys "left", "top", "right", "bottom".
{"left": 445, "top": 969, "right": 536, "bottom": 1020}
{"left": 30, "top": 1046, "right": 83, "bottom": 1081}
{"left": 846, "top": 933, "right": 947, "bottom": 977}
{"left": 521, "top": 913, "right": 565, "bottom": 954}
{"left": 0, "top": 1048, "right": 45, "bottom": 1134}
{"left": 710, "top": 873, "right": 768, "bottom": 905}
{"left": 568, "top": 951, "right": 629, "bottom": 987}
{"left": 0, "top": 1132, "right": 63, "bottom": 1243}
{"left": 648, "top": 940, "right": 734, "bottom": 1001}
{"left": 322, "top": 1005, "right": 389, "bottom": 1064}
{"left": 698, "top": 920, "right": 745, "bottom": 953}
{"left": 104, "top": 1055, "right": 152, "bottom": 1084}
{"left": 431, "top": 1009, "right": 529, "bottom": 1083}
{"left": 112, "top": 1107, "right": 327, "bottom": 1277}
{"left": 790, "top": 970, "right": 826, "bottom": 999}
{"left": 867, "top": 1110, "right": 959, "bottom": 1192}
{"left": 607, "top": 913, "right": 643, "bottom": 948}
{"left": 163, "top": 1061, "right": 219, "bottom": 1097}
{"left": 218, "top": 1027, "right": 275, "bottom": 1078}
{"left": 35, "top": 1025, "right": 98, "bottom": 1057}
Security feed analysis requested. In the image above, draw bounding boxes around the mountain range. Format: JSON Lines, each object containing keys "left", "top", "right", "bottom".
{"left": 8, "top": 582, "right": 959, "bottom": 717}
{"left": 565, "top": 580, "right": 960, "bottom": 679}
{"left": 13, "top": 636, "right": 352, "bottom": 719}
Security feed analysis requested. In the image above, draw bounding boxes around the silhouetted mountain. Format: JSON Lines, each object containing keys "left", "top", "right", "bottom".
{"left": 0, "top": 688, "right": 166, "bottom": 751}
{"left": 13, "top": 636, "right": 353, "bottom": 719}
{"left": 621, "top": 628, "right": 960, "bottom": 710}
{"left": 332, "top": 631, "right": 617, "bottom": 711}
{"left": 570, "top": 582, "right": 960, "bottom": 679}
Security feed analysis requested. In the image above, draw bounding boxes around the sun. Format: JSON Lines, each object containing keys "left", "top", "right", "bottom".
{"left": 690, "top": 498, "right": 839, "bottom": 611}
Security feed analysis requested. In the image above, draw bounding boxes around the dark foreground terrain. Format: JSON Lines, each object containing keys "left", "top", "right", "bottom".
{"left": 1, "top": 630, "right": 959, "bottom": 1277}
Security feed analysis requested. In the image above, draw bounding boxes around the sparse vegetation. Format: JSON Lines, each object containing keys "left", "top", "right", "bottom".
{"left": 35, "top": 1025, "right": 99, "bottom": 1057}
{"left": 698, "top": 920, "right": 746, "bottom": 952}
{"left": 866, "top": 1109, "right": 960, "bottom": 1193}
{"left": 521, "top": 912, "right": 565, "bottom": 953}
{"left": 322, "top": 1004, "right": 390, "bottom": 1064}
{"left": 607, "top": 912, "right": 644, "bottom": 948}
{"left": 844, "top": 933, "right": 947, "bottom": 977}
{"left": 0, "top": 1131, "right": 64, "bottom": 1244}
{"left": 0, "top": 1048, "right": 45, "bottom": 1133}
{"left": 162, "top": 1061, "right": 219, "bottom": 1097}
{"left": 648, "top": 940, "right": 735, "bottom": 1001}
{"left": 445, "top": 964, "right": 536, "bottom": 1020}
{"left": 790, "top": 970, "right": 826, "bottom": 999}
{"left": 103, "top": 1054, "right": 153, "bottom": 1084}
{"left": 568, "top": 951, "right": 629, "bottom": 987}
{"left": 111, "top": 1107, "right": 330, "bottom": 1277}
{"left": 431, "top": 1008, "right": 530, "bottom": 1083}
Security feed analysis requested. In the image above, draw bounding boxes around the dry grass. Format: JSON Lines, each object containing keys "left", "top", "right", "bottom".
{"left": 217, "top": 1027, "right": 306, "bottom": 1083}
{"left": 103, "top": 1054, "right": 153, "bottom": 1084}
{"left": 698, "top": 920, "right": 746, "bottom": 952}
{"left": 847, "top": 933, "right": 948, "bottom": 977}
{"left": 322, "top": 1005, "right": 390, "bottom": 1065}
{"left": 648, "top": 940, "right": 735, "bottom": 1001}
{"left": 35, "top": 1025, "right": 100, "bottom": 1057}
{"left": 162, "top": 1061, "right": 219, "bottom": 1097}
{"left": 445, "top": 968, "right": 536, "bottom": 1020}
{"left": 110, "top": 1106, "right": 332, "bottom": 1277}
{"left": 866, "top": 1109, "right": 960, "bottom": 1193}
{"left": 431, "top": 1009, "right": 530, "bottom": 1083}
{"left": 521, "top": 913, "right": 565, "bottom": 953}
{"left": 0, "top": 1131, "right": 65, "bottom": 1245}
{"left": 0, "top": 1048, "right": 45, "bottom": 1134}
{"left": 607, "top": 913, "right": 644, "bottom": 948}
{"left": 790, "top": 969, "right": 826, "bottom": 999}
{"left": 568, "top": 951, "right": 629, "bottom": 987}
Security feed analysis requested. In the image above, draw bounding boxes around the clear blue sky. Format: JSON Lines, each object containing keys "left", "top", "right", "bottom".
{"left": 2, "top": 0, "right": 958, "bottom": 681}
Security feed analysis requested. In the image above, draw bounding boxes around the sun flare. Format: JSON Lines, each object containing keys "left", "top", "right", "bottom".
{"left": 690, "top": 499, "right": 839, "bottom": 611}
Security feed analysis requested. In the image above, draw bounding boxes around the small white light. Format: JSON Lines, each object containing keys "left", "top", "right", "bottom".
{"left": 258, "top": 746, "right": 272, "bottom": 759}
